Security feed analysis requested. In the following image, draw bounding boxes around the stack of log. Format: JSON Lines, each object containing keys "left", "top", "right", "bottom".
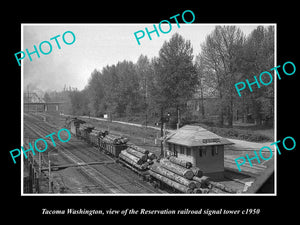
{"left": 207, "top": 181, "right": 237, "bottom": 193}
{"left": 90, "top": 128, "right": 107, "bottom": 139}
{"left": 192, "top": 175, "right": 237, "bottom": 193}
{"left": 90, "top": 128, "right": 102, "bottom": 137}
{"left": 148, "top": 156, "right": 237, "bottom": 194}
{"left": 89, "top": 128, "right": 107, "bottom": 146}
{"left": 149, "top": 157, "right": 208, "bottom": 193}
{"left": 118, "top": 145, "right": 157, "bottom": 171}
{"left": 102, "top": 134, "right": 128, "bottom": 145}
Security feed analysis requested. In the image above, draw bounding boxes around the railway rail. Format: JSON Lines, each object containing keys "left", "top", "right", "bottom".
{"left": 224, "top": 157, "right": 267, "bottom": 175}
{"left": 24, "top": 113, "right": 160, "bottom": 194}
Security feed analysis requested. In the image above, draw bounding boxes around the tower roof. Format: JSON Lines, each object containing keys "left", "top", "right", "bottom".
{"left": 166, "top": 125, "right": 233, "bottom": 147}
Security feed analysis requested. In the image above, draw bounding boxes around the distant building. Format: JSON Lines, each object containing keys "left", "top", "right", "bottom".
{"left": 165, "top": 125, "right": 233, "bottom": 179}
{"left": 23, "top": 102, "right": 64, "bottom": 113}
{"left": 23, "top": 92, "right": 65, "bottom": 113}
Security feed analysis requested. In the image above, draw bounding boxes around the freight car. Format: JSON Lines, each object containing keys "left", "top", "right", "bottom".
{"left": 72, "top": 120, "right": 154, "bottom": 173}
{"left": 66, "top": 117, "right": 85, "bottom": 136}
{"left": 77, "top": 123, "right": 95, "bottom": 143}
{"left": 98, "top": 134, "right": 128, "bottom": 157}
{"left": 70, "top": 119, "right": 128, "bottom": 158}
{"left": 89, "top": 128, "right": 108, "bottom": 147}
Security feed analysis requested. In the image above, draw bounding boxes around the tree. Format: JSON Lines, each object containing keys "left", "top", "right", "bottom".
{"left": 199, "top": 26, "right": 245, "bottom": 127}
{"left": 85, "top": 69, "right": 104, "bottom": 116}
{"left": 100, "top": 64, "right": 119, "bottom": 117}
{"left": 68, "top": 89, "right": 89, "bottom": 116}
{"left": 115, "top": 60, "right": 141, "bottom": 116}
{"left": 135, "top": 55, "right": 152, "bottom": 125}
{"left": 97, "top": 61, "right": 142, "bottom": 118}
{"left": 194, "top": 54, "right": 207, "bottom": 118}
{"left": 239, "top": 26, "right": 274, "bottom": 125}
{"left": 43, "top": 92, "right": 51, "bottom": 102}
{"left": 151, "top": 33, "right": 198, "bottom": 124}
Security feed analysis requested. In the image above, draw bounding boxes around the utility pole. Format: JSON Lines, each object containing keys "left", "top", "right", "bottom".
{"left": 145, "top": 76, "right": 148, "bottom": 128}
{"left": 160, "top": 109, "right": 171, "bottom": 158}
{"left": 48, "top": 158, "right": 51, "bottom": 193}
{"left": 177, "top": 106, "right": 180, "bottom": 130}
{"left": 39, "top": 151, "right": 41, "bottom": 176}
{"left": 47, "top": 149, "right": 56, "bottom": 193}
{"left": 160, "top": 108, "right": 164, "bottom": 158}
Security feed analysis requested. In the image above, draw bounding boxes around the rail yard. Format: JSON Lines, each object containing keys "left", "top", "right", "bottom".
{"left": 23, "top": 111, "right": 274, "bottom": 194}
{"left": 24, "top": 113, "right": 162, "bottom": 194}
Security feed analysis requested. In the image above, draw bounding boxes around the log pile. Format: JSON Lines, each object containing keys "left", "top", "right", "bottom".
{"left": 150, "top": 164, "right": 196, "bottom": 189}
{"left": 193, "top": 175, "right": 237, "bottom": 193}
{"left": 208, "top": 181, "right": 237, "bottom": 193}
{"left": 190, "top": 167, "right": 203, "bottom": 178}
{"left": 90, "top": 128, "right": 107, "bottom": 146}
{"left": 102, "top": 134, "right": 128, "bottom": 145}
{"left": 159, "top": 158, "right": 194, "bottom": 180}
{"left": 148, "top": 158, "right": 236, "bottom": 194}
{"left": 148, "top": 158, "right": 204, "bottom": 193}
{"left": 118, "top": 145, "right": 157, "bottom": 171}
{"left": 168, "top": 156, "right": 192, "bottom": 169}
{"left": 148, "top": 170, "right": 193, "bottom": 193}
{"left": 90, "top": 128, "right": 106, "bottom": 138}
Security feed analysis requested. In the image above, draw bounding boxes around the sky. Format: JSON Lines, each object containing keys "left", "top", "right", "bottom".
{"left": 22, "top": 23, "right": 268, "bottom": 93}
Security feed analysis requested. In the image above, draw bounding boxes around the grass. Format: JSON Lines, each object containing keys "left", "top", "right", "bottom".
{"left": 88, "top": 115, "right": 274, "bottom": 143}
{"left": 198, "top": 123, "right": 274, "bottom": 142}
{"left": 67, "top": 112, "right": 274, "bottom": 144}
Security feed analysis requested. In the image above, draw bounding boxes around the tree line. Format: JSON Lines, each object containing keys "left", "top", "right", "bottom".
{"left": 46, "top": 25, "right": 274, "bottom": 127}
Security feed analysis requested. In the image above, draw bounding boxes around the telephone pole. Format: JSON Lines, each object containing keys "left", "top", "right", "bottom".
{"left": 159, "top": 109, "right": 170, "bottom": 158}
{"left": 160, "top": 108, "right": 164, "bottom": 158}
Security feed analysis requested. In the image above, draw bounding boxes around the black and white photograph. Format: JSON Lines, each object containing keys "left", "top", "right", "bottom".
{"left": 3, "top": 4, "right": 298, "bottom": 220}
{"left": 21, "top": 23, "right": 276, "bottom": 195}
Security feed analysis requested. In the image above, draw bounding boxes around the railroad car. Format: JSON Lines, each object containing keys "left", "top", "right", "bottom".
{"left": 66, "top": 117, "right": 85, "bottom": 137}
{"left": 98, "top": 134, "right": 128, "bottom": 157}
{"left": 73, "top": 120, "right": 128, "bottom": 158}
{"left": 89, "top": 128, "right": 108, "bottom": 147}
{"left": 78, "top": 123, "right": 94, "bottom": 143}
{"left": 77, "top": 126, "right": 84, "bottom": 139}
{"left": 68, "top": 119, "right": 156, "bottom": 183}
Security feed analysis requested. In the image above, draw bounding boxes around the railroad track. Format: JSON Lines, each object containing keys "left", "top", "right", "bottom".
{"left": 25, "top": 114, "right": 111, "bottom": 162}
{"left": 224, "top": 157, "right": 268, "bottom": 176}
{"left": 24, "top": 113, "right": 159, "bottom": 194}
{"left": 24, "top": 121, "right": 125, "bottom": 193}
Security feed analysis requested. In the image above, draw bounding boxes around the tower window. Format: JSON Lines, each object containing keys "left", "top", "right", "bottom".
{"left": 199, "top": 147, "right": 206, "bottom": 157}
{"left": 180, "top": 146, "right": 184, "bottom": 154}
{"left": 186, "top": 148, "right": 191, "bottom": 156}
{"left": 211, "top": 146, "right": 219, "bottom": 156}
